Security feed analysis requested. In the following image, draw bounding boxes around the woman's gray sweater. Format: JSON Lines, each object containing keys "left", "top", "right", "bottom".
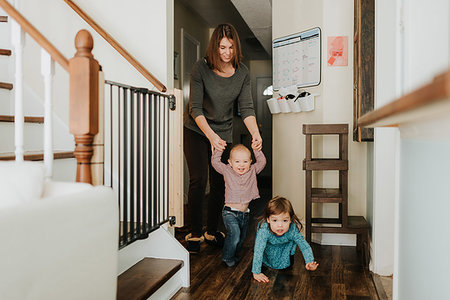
{"left": 183, "top": 59, "right": 255, "bottom": 143}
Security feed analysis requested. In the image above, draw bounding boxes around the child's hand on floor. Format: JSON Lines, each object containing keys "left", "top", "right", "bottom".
{"left": 305, "top": 261, "right": 319, "bottom": 271}
{"left": 253, "top": 272, "right": 269, "bottom": 283}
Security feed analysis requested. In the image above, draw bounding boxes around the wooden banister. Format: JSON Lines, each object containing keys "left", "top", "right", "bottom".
{"left": 63, "top": 0, "right": 167, "bottom": 93}
{"left": 69, "top": 30, "right": 99, "bottom": 184}
{"left": 0, "top": 0, "right": 69, "bottom": 71}
{"left": 358, "top": 69, "right": 450, "bottom": 128}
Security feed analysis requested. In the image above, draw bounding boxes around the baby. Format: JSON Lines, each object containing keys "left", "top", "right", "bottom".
{"left": 211, "top": 144, "right": 266, "bottom": 267}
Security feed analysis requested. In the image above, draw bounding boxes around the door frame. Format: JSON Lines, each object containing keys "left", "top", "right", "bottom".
{"left": 180, "top": 27, "right": 200, "bottom": 104}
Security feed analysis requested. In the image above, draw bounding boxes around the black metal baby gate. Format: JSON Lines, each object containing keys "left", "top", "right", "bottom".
{"left": 104, "top": 80, "right": 175, "bottom": 248}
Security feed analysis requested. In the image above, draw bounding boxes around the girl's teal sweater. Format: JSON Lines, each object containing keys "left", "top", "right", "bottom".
{"left": 252, "top": 222, "right": 314, "bottom": 274}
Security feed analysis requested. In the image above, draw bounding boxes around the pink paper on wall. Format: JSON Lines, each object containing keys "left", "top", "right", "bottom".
{"left": 327, "top": 36, "right": 348, "bottom": 66}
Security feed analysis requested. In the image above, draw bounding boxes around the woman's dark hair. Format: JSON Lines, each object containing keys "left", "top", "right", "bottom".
{"left": 206, "top": 23, "right": 243, "bottom": 72}
{"left": 257, "top": 196, "right": 303, "bottom": 233}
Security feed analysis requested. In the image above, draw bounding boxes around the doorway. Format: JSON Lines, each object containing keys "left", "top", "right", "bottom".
{"left": 255, "top": 75, "right": 273, "bottom": 189}
{"left": 180, "top": 28, "right": 200, "bottom": 107}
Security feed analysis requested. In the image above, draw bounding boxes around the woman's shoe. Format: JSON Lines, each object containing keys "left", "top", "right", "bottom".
{"left": 203, "top": 231, "right": 225, "bottom": 248}
{"left": 185, "top": 233, "right": 204, "bottom": 253}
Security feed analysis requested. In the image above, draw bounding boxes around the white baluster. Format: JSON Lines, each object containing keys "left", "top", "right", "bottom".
{"left": 11, "top": 19, "right": 25, "bottom": 162}
{"left": 41, "top": 50, "right": 55, "bottom": 178}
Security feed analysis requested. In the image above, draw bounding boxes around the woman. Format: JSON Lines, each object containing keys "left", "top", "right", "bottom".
{"left": 183, "top": 23, "right": 262, "bottom": 252}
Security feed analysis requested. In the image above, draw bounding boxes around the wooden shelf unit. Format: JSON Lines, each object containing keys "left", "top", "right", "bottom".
{"left": 303, "top": 123, "right": 370, "bottom": 268}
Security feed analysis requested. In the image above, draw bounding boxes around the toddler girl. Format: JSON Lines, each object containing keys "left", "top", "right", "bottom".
{"left": 252, "top": 196, "right": 318, "bottom": 283}
{"left": 212, "top": 144, "right": 266, "bottom": 267}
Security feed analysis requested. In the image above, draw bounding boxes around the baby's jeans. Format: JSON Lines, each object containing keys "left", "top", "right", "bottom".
{"left": 222, "top": 206, "right": 249, "bottom": 266}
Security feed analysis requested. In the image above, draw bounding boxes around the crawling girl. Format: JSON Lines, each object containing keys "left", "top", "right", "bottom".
{"left": 252, "top": 196, "right": 318, "bottom": 282}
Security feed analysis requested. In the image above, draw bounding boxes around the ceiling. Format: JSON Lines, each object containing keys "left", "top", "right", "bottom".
{"left": 177, "top": 0, "right": 272, "bottom": 60}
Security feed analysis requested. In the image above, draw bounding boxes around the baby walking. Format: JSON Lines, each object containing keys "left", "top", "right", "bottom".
{"left": 252, "top": 196, "right": 318, "bottom": 283}
{"left": 211, "top": 144, "right": 266, "bottom": 267}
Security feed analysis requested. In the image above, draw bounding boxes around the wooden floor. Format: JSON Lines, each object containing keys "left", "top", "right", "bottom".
{"left": 173, "top": 211, "right": 379, "bottom": 299}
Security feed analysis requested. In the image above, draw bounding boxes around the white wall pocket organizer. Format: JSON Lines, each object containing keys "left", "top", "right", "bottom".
{"left": 266, "top": 98, "right": 281, "bottom": 114}
{"left": 287, "top": 98, "right": 301, "bottom": 112}
{"left": 299, "top": 93, "right": 316, "bottom": 112}
{"left": 278, "top": 98, "right": 291, "bottom": 113}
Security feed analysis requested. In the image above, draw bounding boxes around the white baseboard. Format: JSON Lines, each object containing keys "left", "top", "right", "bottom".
{"left": 312, "top": 233, "right": 356, "bottom": 246}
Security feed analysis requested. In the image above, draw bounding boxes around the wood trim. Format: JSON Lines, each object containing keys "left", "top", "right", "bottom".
{"left": 169, "top": 89, "right": 184, "bottom": 227}
{"left": 0, "top": 115, "right": 44, "bottom": 123}
{"left": 0, "top": 16, "right": 7, "bottom": 22}
{"left": 63, "top": 0, "right": 167, "bottom": 92}
{"left": 0, "top": 0, "right": 69, "bottom": 71}
{"left": 0, "top": 82, "right": 13, "bottom": 90}
{"left": 358, "top": 69, "right": 450, "bottom": 127}
{"left": 0, "top": 150, "right": 74, "bottom": 161}
{"left": 0, "top": 49, "right": 11, "bottom": 56}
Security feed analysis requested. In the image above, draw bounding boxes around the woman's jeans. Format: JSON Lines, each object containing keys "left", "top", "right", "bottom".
{"left": 184, "top": 127, "right": 231, "bottom": 236}
{"left": 222, "top": 206, "right": 249, "bottom": 265}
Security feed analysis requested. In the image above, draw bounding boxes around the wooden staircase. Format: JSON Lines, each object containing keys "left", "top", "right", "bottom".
{"left": 303, "top": 124, "right": 370, "bottom": 268}
{"left": 117, "top": 258, "right": 184, "bottom": 300}
{"left": 0, "top": 13, "right": 74, "bottom": 166}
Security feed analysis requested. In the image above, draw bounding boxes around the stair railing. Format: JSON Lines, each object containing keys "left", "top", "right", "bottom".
{"left": 0, "top": 0, "right": 98, "bottom": 183}
{"left": 62, "top": 0, "right": 185, "bottom": 234}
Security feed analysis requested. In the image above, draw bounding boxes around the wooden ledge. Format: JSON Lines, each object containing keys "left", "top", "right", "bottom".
{"left": 358, "top": 69, "right": 450, "bottom": 127}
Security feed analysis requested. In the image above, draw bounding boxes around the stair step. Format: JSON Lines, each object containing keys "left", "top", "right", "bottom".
{"left": 117, "top": 257, "right": 184, "bottom": 300}
{"left": 311, "top": 188, "right": 343, "bottom": 203}
{"left": 0, "top": 82, "right": 13, "bottom": 90}
{"left": 0, "top": 150, "right": 75, "bottom": 161}
{"left": 0, "top": 49, "right": 11, "bottom": 56}
{"left": 0, "top": 115, "right": 44, "bottom": 123}
{"left": 303, "top": 159, "right": 348, "bottom": 170}
{"left": 311, "top": 216, "right": 370, "bottom": 234}
{"left": 303, "top": 123, "right": 348, "bottom": 135}
{"left": 0, "top": 16, "right": 7, "bottom": 22}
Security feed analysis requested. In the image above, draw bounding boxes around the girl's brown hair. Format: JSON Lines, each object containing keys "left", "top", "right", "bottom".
{"left": 206, "top": 23, "right": 243, "bottom": 72}
{"left": 258, "top": 196, "right": 303, "bottom": 232}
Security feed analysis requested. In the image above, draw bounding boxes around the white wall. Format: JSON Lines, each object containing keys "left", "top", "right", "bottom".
{"left": 272, "top": 0, "right": 367, "bottom": 244}
{"left": 394, "top": 0, "right": 449, "bottom": 299}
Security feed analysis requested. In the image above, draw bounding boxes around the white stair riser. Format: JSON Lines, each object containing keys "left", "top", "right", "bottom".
{"left": 52, "top": 158, "right": 76, "bottom": 182}
{"left": 0, "top": 89, "right": 12, "bottom": 114}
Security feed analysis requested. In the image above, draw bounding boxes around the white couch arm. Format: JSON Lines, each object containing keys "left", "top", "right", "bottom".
{"left": 0, "top": 184, "right": 119, "bottom": 300}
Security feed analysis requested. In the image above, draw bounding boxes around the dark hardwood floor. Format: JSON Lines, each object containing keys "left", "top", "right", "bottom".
{"left": 173, "top": 192, "right": 378, "bottom": 300}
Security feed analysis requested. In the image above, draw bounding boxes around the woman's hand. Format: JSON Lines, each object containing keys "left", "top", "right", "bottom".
{"left": 243, "top": 116, "right": 263, "bottom": 151}
{"left": 209, "top": 133, "right": 227, "bottom": 151}
{"left": 251, "top": 131, "right": 263, "bottom": 151}
{"left": 305, "top": 261, "right": 319, "bottom": 271}
{"left": 253, "top": 272, "right": 269, "bottom": 283}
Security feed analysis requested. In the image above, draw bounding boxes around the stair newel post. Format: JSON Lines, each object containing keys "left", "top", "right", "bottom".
{"left": 41, "top": 50, "right": 55, "bottom": 178}
{"left": 11, "top": 18, "right": 25, "bottom": 161}
{"left": 69, "top": 30, "right": 99, "bottom": 184}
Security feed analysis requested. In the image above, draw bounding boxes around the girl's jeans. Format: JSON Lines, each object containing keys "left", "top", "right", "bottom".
{"left": 222, "top": 206, "right": 249, "bottom": 265}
